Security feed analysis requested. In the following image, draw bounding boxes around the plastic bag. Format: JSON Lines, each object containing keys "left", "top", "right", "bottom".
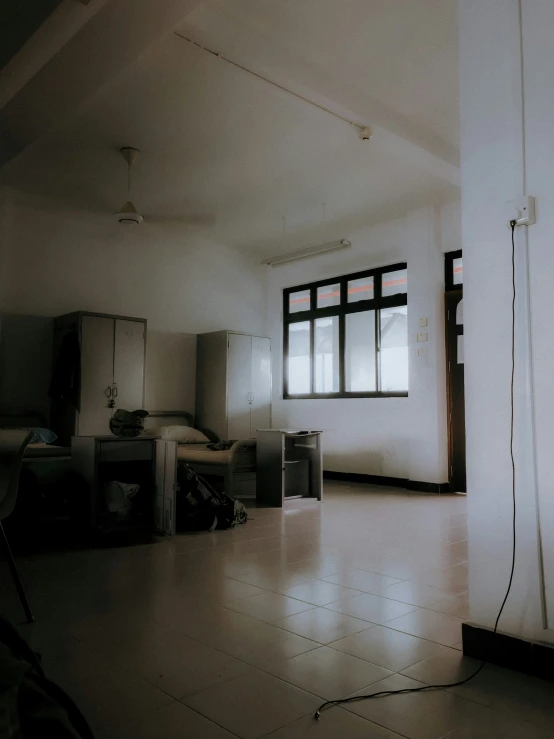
{"left": 104, "top": 481, "right": 140, "bottom": 520}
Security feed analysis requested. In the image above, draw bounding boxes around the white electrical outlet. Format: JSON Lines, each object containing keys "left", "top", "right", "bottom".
{"left": 507, "top": 195, "right": 536, "bottom": 227}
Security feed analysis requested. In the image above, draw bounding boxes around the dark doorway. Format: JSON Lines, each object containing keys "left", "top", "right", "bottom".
{"left": 445, "top": 251, "right": 465, "bottom": 492}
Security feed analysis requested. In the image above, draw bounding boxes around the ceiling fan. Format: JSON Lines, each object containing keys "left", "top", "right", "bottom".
{"left": 115, "top": 146, "right": 215, "bottom": 227}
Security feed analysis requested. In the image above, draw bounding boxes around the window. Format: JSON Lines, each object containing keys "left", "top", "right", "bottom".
{"left": 445, "top": 250, "right": 462, "bottom": 291}
{"left": 283, "top": 263, "right": 408, "bottom": 398}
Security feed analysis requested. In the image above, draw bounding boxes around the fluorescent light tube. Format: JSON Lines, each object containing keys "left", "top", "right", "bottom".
{"left": 262, "top": 239, "right": 352, "bottom": 266}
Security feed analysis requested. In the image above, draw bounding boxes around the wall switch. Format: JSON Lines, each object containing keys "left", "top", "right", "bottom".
{"left": 417, "top": 347, "right": 428, "bottom": 357}
{"left": 419, "top": 318, "right": 428, "bottom": 328}
{"left": 417, "top": 332, "right": 428, "bottom": 343}
{"left": 507, "top": 195, "right": 536, "bottom": 227}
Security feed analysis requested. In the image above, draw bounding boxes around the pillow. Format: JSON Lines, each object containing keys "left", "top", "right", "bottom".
{"left": 21, "top": 427, "right": 58, "bottom": 445}
{"left": 141, "top": 426, "right": 162, "bottom": 437}
{"left": 158, "top": 425, "right": 210, "bottom": 443}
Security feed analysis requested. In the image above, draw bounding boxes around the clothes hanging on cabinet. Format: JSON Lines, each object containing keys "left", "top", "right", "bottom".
{"left": 48, "top": 331, "right": 81, "bottom": 409}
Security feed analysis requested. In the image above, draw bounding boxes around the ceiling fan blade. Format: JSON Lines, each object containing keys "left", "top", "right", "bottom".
{"left": 143, "top": 213, "right": 216, "bottom": 226}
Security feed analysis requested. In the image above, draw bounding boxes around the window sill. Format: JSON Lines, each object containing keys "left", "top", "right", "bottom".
{"left": 283, "top": 392, "right": 409, "bottom": 399}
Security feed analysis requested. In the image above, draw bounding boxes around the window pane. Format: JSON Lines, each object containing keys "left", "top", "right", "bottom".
{"left": 315, "top": 317, "right": 339, "bottom": 393}
{"left": 317, "top": 283, "right": 340, "bottom": 308}
{"left": 380, "top": 306, "right": 408, "bottom": 391}
{"left": 345, "top": 311, "right": 376, "bottom": 392}
{"left": 289, "top": 289, "right": 310, "bottom": 314}
{"left": 382, "top": 269, "right": 407, "bottom": 297}
{"left": 453, "top": 257, "right": 463, "bottom": 285}
{"left": 287, "top": 322, "right": 311, "bottom": 394}
{"left": 348, "top": 276, "right": 374, "bottom": 303}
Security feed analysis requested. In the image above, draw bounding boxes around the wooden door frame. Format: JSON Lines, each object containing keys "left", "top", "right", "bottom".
{"left": 445, "top": 288, "right": 464, "bottom": 490}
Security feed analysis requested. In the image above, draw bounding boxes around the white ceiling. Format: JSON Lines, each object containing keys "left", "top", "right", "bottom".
{"left": 0, "top": 0, "right": 460, "bottom": 257}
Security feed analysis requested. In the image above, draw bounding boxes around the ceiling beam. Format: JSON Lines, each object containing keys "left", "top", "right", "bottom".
{"left": 0, "top": 0, "right": 203, "bottom": 168}
{"left": 177, "top": 9, "right": 460, "bottom": 187}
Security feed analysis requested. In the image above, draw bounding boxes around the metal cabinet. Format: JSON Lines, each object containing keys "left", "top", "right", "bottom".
{"left": 196, "top": 331, "right": 271, "bottom": 440}
{"left": 256, "top": 429, "right": 323, "bottom": 507}
{"left": 71, "top": 435, "right": 177, "bottom": 539}
{"left": 52, "top": 312, "right": 146, "bottom": 443}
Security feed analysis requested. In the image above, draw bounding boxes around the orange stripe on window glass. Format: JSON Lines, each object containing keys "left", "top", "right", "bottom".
{"left": 348, "top": 284, "right": 374, "bottom": 294}
{"left": 382, "top": 278, "right": 407, "bottom": 287}
{"left": 290, "top": 296, "right": 310, "bottom": 304}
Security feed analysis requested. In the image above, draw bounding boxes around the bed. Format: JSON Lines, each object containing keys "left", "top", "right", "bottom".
{"left": 0, "top": 408, "right": 71, "bottom": 461}
{"left": 144, "top": 411, "right": 256, "bottom": 498}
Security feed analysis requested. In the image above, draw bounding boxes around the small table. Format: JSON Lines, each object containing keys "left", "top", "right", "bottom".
{"left": 256, "top": 429, "right": 323, "bottom": 507}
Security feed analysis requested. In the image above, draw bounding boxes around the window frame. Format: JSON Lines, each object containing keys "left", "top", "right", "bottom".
{"left": 445, "top": 250, "right": 463, "bottom": 292}
{"left": 283, "top": 262, "right": 408, "bottom": 399}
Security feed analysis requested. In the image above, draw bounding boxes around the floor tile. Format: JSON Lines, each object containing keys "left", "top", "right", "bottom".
{"left": 386, "top": 608, "right": 464, "bottom": 646}
{"left": 263, "top": 645, "right": 392, "bottom": 700}
{"left": 428, "top": 592, "right": 469, "bottom": 619}
{"left": 379, "top": 580, "right": 457, "bottom": 607}
{"left": 54, "top": 651, "right": 173, "bottom": 734}
{"left": 281, "top": 579, "right": 361, "bottom": 606}
{"left": 273, "top": 607, "right": 371, "bottom": 644}
{"left": 10, "top": 482, "right": 554, "bottom": 739}
{"left": 184, "top": 669, "right": 320, "bottom": 739}
{"left": 265, "top": 706, "right": 405, "bottom": 738}
{"left": 226, "top": 591, "right": 316, "bottom": 622}
{"left": 413, "top": 564, "right": 469, "bottom": 594}
{"left": 344, "top": 673, "right": 484, "bottom": 739}
{"left": 331, "top": 625, "right": 449, "bottom": 671}
{"left": 96, "top": 701, "right": 237, "bottom": 739}
{"left": 401, "top": 647, "right": 482, "bottom": 689}
{"left": 325, "top": 592, "right": 419, "bottom": 624}
{"left": 323, "top": 569, "right": 400, "bottom": 593}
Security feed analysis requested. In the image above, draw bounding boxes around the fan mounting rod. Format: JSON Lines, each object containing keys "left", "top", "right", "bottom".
{"left": 120, "top": 147, "right": 140, "bottom": 166}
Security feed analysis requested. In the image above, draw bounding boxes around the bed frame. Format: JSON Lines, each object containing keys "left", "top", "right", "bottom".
{"left": 145, "top": 410, "right": 256, "bottom": 500}
{"left": 0, "top": 408, "right": 71, "bottom": 461}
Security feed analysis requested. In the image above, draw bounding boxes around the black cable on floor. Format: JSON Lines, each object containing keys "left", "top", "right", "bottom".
{"left": 315, "top": 221, "right": 519, "bottom": 720}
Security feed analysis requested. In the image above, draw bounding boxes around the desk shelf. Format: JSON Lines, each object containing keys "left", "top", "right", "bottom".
{"left": 256, "top": 429, "right": 323, "bottom": 507}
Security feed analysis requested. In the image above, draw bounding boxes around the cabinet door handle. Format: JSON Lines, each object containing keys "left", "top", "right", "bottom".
{"left": 112, "top": 385, "right": 118, "bottom": 398}
{"left": 104, "top": 386, "right": 112, "bottom": 398}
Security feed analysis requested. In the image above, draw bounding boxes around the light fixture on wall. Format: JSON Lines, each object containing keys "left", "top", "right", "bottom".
{"left": 261, "top": 239, "right": 352, "bottom": 266}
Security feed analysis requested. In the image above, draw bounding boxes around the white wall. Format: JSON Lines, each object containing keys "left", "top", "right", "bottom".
{"left": 459, "top": 0, "right": 554, "bottom": 644}
{"left": 0, "top": 189, "right": 267, "bottom": 415}
{"left": 266, "top": 204, "right": 454, "bottom": 485}
{"left": 2, "top": 192, "right": 266, "bottom": 335}
{"left": 144, "top": 330, "right": 196, "bottom": 413}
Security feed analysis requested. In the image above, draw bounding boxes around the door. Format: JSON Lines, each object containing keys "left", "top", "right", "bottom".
{"left": 250, "top": 337, "right": 271, "bottom": 436}
{"left": 227, "top": 333, "right": 252, "bottom": 439}
{"left": 78, "top": 316, "right": 114, "bottom": 436}
{"left": 446, "top": 290, "right": 466, "bottom": 492}
{"left": 155, "top": 440, "right": 176, "bottom": 536}
{"left": 114, "top": 320, "right": 145, "bottom": 412}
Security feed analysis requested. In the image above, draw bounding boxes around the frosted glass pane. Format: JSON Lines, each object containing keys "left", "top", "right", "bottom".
{"left": 287, "top": 322, "right": 310, "bottom": 394}
{"left": 315, "top": 317, "right": 339, "bottom": 393}
{"left": 453, "top": 257, "right": 463, "bottom": 285}
{"left": 380, "top": 305, "right": 408, "bottom": 391}
{"left": 457, "top": 335, "right": 464, "bottom": 364}
{"left": 456, "top": 299, "right": 463, "bottom": 325}
{"left": 348, "top": 276, "right": 374, "bottom": 303}
{"left": 317, "top": 283, "right": 340, "bottom": 308}
{"left": 382, "top": 269, "right": 407, "bottom": 297}
{"left": 345, "top": 311, "right": 376, "bottom": 392}
{"left": 289, "top": 290, "right": 310, "bottom": 313}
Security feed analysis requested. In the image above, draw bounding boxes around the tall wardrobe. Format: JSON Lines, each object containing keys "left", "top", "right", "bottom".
{"left": 51, "top": 312, "right": 146, "bottom": 443}
{"left": 196, "top": 331, "right": 271, "bottom": 440}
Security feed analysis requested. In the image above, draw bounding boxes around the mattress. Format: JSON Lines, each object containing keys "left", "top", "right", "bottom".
{"left": 25, "top": 444, "right": 72, "bottom": 459}
{"left": 176, "top": 443, "right": 255, "bottom": 470}
{"left": 177, "top": 444, "right": 231, "bottom": 467}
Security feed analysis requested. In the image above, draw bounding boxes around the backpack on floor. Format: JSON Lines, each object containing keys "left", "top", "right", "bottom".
{"left": 176, "top": 463, "right": 247, "bottom": 531}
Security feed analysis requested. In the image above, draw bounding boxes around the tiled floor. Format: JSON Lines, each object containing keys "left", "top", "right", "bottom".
{"left": 2, "top": 482, "right": 553, "bottom": 738}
